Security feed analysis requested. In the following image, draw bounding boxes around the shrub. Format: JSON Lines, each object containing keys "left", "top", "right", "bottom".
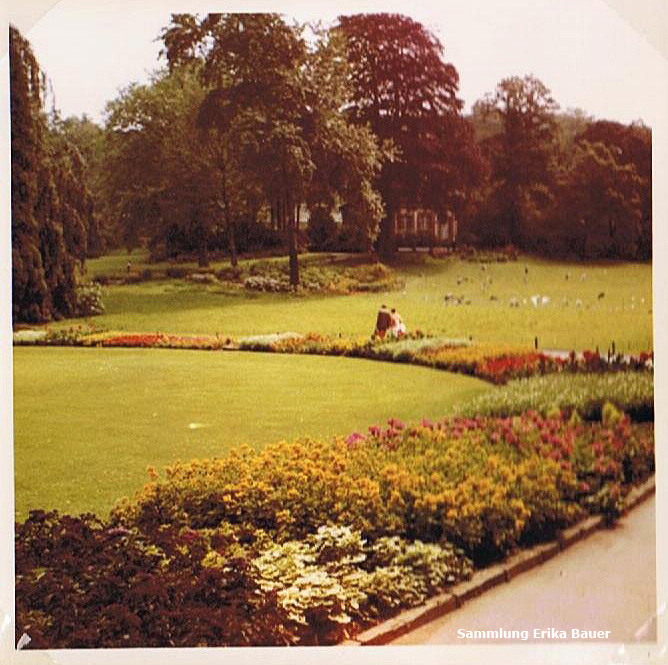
{"left": 307, "top": 206, "right": 339, "bottom": 251}
{"left": 74, "top": 282, "right": 105, "bottom": 316}
{"left": 15, "top": 511, "right": 293, "bottom": 648}
{"left": 164, "top": 266, "right": 189, "bottom": 279}
{"left": 111, "top": 414, "right": 653, "bottom": 563}
{"left": 233, "top": 217, "right": 282, "bottom": 252}
{"left": 244, "top": 275, "right": 292, "bottom": 292}
{"left": 15, "top": 514, "right": 472, "bottom": 648}
{"left": 458, "top": 372, "right": 654, "bottom": 421}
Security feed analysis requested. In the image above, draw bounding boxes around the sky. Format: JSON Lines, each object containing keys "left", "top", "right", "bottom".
{"left": 11, "top": 0, "right": 666, "bottom": 127}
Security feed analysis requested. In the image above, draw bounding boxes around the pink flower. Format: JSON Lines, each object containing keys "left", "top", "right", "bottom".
{"left": 346, "top": 432, "right": 366, "bottom": 448}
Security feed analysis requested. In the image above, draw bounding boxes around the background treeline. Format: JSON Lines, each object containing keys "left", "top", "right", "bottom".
{"left": 10, "top": 14, "right": 652, "bottom": 322}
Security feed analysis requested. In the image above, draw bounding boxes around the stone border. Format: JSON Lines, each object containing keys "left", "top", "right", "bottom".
{"left": 341, "top": 475, "right": 656, "bottom": 646}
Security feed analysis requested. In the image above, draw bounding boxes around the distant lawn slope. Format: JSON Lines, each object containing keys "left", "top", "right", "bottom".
{"left": 66, "top": 251, "right": 654, "bottom": 353}
{"left": 13, "top": 347, "right": 490, "bottom": 520}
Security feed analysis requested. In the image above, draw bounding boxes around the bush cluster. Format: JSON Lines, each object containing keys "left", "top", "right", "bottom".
{"left": 241, "top": 260, "right": 403, "bottom": 294}
{"left": 15, "top": 515, "right": 471, "bottom": 648}
{"left": 74, "top": 282, "right": 105, "bottom": 316}
{"left": 458, "top": 372, "right": 654, "bottom": 422}
{"left": 458, "top": 245, "right": 519, "bottom": 263}
{"left": 112, "top": 413, "right": 653, "bottom": 560}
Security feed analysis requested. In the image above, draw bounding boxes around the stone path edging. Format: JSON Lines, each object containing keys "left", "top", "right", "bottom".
{"left": 340, "top": 475, "right": 656, "bottom": 646}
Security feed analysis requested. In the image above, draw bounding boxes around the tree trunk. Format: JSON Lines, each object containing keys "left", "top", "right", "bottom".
{"left": 198, "top": 233, "right": 209, "bottom": 268}
{"left": 270, "top": 196, "right": 277, "bottom": 230}
{"left": 227, "top": 219, "right": 238, "bottom": 267}
{"left": 287, "top": 196, "right": 299, "bottom": 287}
{"left": 429, "top": 217, "right": 435, "bottom": 257}
{"left": 377, "top": 201, "right": 396, "bottom": 259}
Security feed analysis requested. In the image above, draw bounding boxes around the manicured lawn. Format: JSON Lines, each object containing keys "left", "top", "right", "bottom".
{"left": 69, "top": 251, "right": 653, "bottom": 353}
{"left": 13, "top": 346, "right": 490, "bottom": 521}
{"left": 14, "top": 251, "right": 653, "bottom": 519}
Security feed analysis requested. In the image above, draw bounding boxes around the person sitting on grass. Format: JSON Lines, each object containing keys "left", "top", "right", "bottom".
{"left": 388, "top": 308, "right": 407, "bottom": 339}
{"left": 373, "top": 304, "right": 392, "bottom": 339}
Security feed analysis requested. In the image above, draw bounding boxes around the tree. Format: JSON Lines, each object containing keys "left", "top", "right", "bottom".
{"left": 558, "top": 140, "right": 644, "bottom": 259}
{"left": 10, "top": 26, "right": 92, "bottom": 322}
{"left": 336, "top": 13, "right": 483, "bottom": 256}
{"left": 54, "top": 115, "right": 109, "bottom": 256}
{"left": 162, "top": 13, "right": 384, "bottom": 284}
{"left": 50, "top": 114, "right": 106, "bottom": 257}
{"left": 300, "top": 27, "right": 384, "bottom": 252}
{"left": 104, "top": 69, "right": 225, "bottom": 266}
{"left": 474, "top": 75, "right": 559, "bottom": 246}
{"left": 574, "top": 120, "right": 651, "bottom": 259}
{"left": 163, "top": 13, "right": 313, "bottom": 283}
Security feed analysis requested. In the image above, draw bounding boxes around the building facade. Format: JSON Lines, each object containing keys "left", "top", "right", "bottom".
{"left": 394, "top": 208, "right": 457, "bottom": 246}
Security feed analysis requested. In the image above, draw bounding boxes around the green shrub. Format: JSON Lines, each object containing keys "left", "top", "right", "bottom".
{"left": 307, "top": 206, "right": 339, "bottom": 251}
{"left": 457, "top": 372, "right": 654, "bottom": 422}
{"left": 74, "top": 282, "right": 105, "bottom": 316}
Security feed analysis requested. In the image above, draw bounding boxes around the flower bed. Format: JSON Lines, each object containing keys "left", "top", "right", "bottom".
{"left": 15, "top": 410, "right": 654, "bottom": 647}
{"left": 15, "top": 327, "right": 652, "bottom": 386}
{"left": 239, "top": 334, "right": 652, "bottom": 385}
{"left": 16, "top": 514, "right": 472, "bottom": 648}
{"left": 91, "top": 332, "right": 234, "bottom": 350}
{"left": 112, "top": 413, "right": 652, "bottom": 555}
{"left": 15, "top": 328, "right": 236, "bottom": 350}
{"left": 458, "top": 372, "right": 654, "bottom": 422}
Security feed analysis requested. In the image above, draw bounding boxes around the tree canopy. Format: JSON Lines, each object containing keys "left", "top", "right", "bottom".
{"left": 10, "top": 25, "right": 95, "bottom": 322}
{"left": 336, "top": 13, "right": 484, "bottom": 256}
{"left": 11, "top": 15, "right": 653, "bottom": 323}
{"left": 474, "top": 75, "right": 560, "bottom": 246}
{"left": 160, "top": 13, "right": 384, "bottom": 283}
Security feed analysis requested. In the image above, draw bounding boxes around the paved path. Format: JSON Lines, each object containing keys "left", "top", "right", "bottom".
{"left": 393, "top": 496, "right": 656, "bottom": 645}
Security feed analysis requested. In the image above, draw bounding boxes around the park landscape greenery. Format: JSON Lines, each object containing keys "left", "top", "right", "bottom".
{"left": 10, "top": 12, "right": 654, "bottom": 650}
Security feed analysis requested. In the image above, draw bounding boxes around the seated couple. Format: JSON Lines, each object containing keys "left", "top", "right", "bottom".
{"left": 374, "top": 304, "right": 406, "bottom": 339}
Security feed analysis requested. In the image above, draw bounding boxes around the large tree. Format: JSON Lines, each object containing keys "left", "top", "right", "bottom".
{"left": 574, "top": 120, "right": 651, "bottom": 259}
{"left": 336, "top": 13, "right": 483, "bottom": 256}
{"left": 10, "top": 26, "right": 93, "bottom": 322}
{"left": 162, "top": 13, "right": 384, "bottom": 284}
{"left": 557, "top": 139, "right": 644, "bottom": 259}
{"left": 474, "top": 75, "right": 559, "bottom": 246}
{"left": 104, "top": 69, "right": 226, "bottom": 266}
{"left": 54, "top": 114, "right": 109, "bottom": 256}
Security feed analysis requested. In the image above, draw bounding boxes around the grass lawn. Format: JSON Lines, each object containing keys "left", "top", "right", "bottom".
{"left": 67, "top": 251, "right": 654, "bottom": 353}
{"left": 14, "top": 250, "right": 653, "bottom": 520}
{"left": 13, "top": 346, "right": 490, "bottom": 521}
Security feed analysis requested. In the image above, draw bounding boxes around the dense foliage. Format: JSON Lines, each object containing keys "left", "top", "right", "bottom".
{"left": 336, "top": 13, "right": 485, "bottom": 256}
{"left": 159, "top": 14, "right": 384, "bottom": 282}
{"left": 10, "top": 26, "right": 97, "bottom": 322}
{"left": 469, "top": 85, "right": 651, "bottom": 258}
{"left": 16, "top": 513, "right": 472, "bottom": 647}
{"left": 458, "top": 372, "right": 654, "bottom": 422}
